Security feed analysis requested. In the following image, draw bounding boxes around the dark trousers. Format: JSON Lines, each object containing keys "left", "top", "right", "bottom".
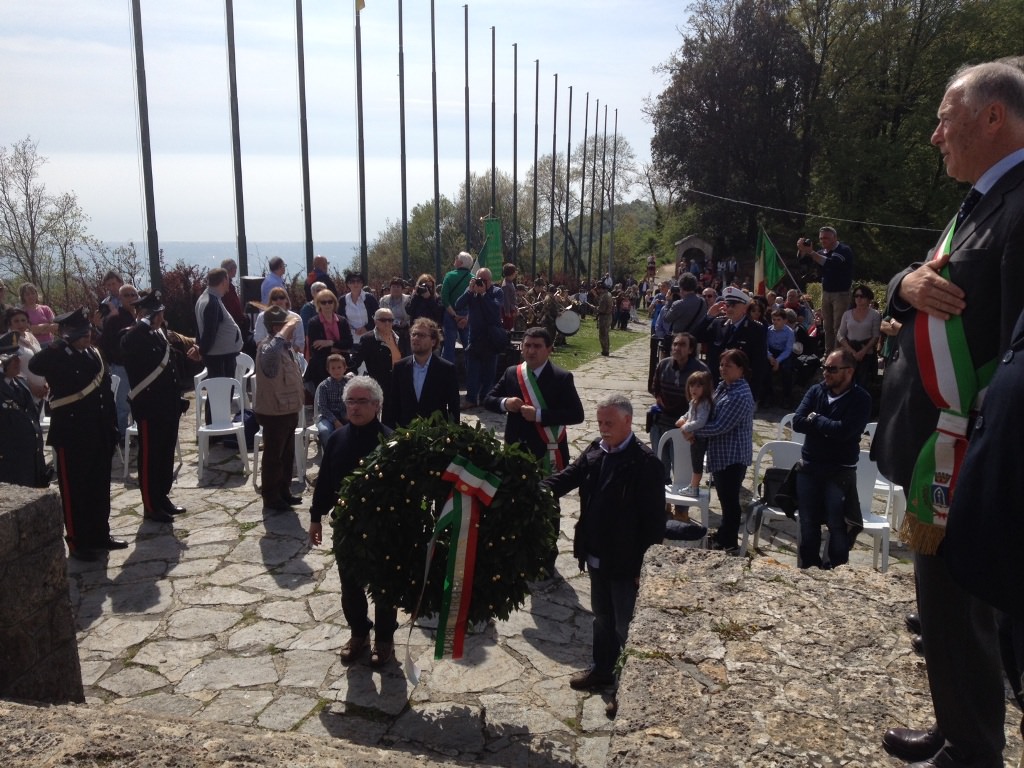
{"left": 711, "top": 463, "right": 746, "bottom": 549}
{"left": 796, "top": 467, "right": 856, "bottom": 568}
{"left": 136, "top": 416, "right": 179, "bottom": 512}
{"left": 56, "top": 444, "right": 112, "bottom": 551}
{"left": 257, "top": 412, "right": 298, "bottom": 503}
{"left": 464, "top": 349, "right": 497, "bottom": 405}
{"left": 916, "top": 551, "right": 1005, "bottom": 766}
{"left": 589, "top": 566, "right": 638, "bottom": 677}
{"left": 647, "top": 335, "right": 662, "bottom": 393}
{"left": 340, "top": 566, "right": 398, "bottom": 643}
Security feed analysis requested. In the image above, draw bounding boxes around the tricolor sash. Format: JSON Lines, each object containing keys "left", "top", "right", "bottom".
{"left": 406, "top": 455, "right": 501, "bottom": 681}
{"left": 516, "top": 362, "right": 566, "bottom": 474}
{"left": 904, "top": 219, "right": 997, "bottom": 553}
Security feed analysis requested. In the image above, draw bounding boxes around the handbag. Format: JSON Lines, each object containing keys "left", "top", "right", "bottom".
{"left": 758, "top": 461, "right": 801, "bottom": 518}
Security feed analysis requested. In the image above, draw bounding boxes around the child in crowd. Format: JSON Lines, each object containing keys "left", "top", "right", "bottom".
{"left": 314, "top": 354, "right": 353, "bottom": 447}
{"left": 675, "top": 370, "right": 713, "bottom": 495}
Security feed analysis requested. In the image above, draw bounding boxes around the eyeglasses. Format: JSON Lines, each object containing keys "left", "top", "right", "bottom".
{"left": 343, "top": 398, "right": 373, "bottom": 406}
{"left": 318, "top": 300, "right": 335, "bottom": 306}
{"left": 822, "top": 365, "right": 852, "bottom": 373}
{"left": 376, "top": 317, "right": 394, "bottom": 323}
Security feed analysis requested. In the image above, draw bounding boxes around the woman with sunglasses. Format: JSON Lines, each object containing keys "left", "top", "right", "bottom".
{"left": 837, "top": 284, "right": 881, "bottom": 386}
{"left": 254, "top": 287, "right": 305, "bottom": 354}
{"left": 303, "top": 290, "right": 353, "bottom": 395}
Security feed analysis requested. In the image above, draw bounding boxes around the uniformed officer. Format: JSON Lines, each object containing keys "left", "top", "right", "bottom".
{"left": 0, "top": 331, "right": 47, "bottom": 487}
{"left": 29, "top": 308, "right": 125, "bottom": 562}
{"left": 121, "top": 291, "right": 189, "bottom": 524}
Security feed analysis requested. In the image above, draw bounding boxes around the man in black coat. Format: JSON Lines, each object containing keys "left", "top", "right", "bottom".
{"left": 484, "top": 327, "right": 584, "bottom": 475}
{"left": 29, "top": 308, "right": 126, "bottom": 561}
{"left": 872, "top": 61, "right": 1024, "bottom": 768}
{"left": 392, "top": 318, "right": 460, "bottom": 427}
{"left": 121, "top": 292, "right": 189, "bottom": 524}
{"left": 543, "top": 394, "right": 664, "bottom": 698}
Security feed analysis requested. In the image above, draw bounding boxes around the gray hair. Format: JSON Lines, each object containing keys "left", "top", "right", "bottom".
{"left": 455, "top": 251, "right": 474, "bottom": 269}
{"left": 344, "top": 375, "right": 384, "bottom": 406}
{"left": 596, "top": 393, "right": 632, "bottom": 417}
{"left": 309, "top": 281, "right": 327, "bottom": 296}
{"left": 951, "top": 61, "right": 1024, "bottom": 121}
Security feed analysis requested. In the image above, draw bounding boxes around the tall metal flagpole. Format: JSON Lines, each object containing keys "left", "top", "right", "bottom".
{"left": 587, "top": 99, "right": 599, "bottom": 283}
{"left": 430, "top": 0, "right": 441, "bottom": 279}
{"left": 531, "top": 60, "right": 539, "bottom": 280}
{"left": 354, "top": 0, "right": 368, "bottom": 276}
{"left": 562, "top": 84, "right": 572, "bottom": 277}
{"left": 398, "top": 0, "right": 409, "bottom": 277}
{"left": 577, "top": 91, "right": 589, "bottom": 284}
{"left": 463, "top": 5, "right": 471, "bottom": 251}
{"left": 597, "top": 104, "right": 608, "bottom": 278}
{"left": 130, "top": 0, "right": 161, "bottom": 289}
{"left": 296, "top": 0, "right": 315, "bottom": 272}
{"left": 490, "top": 27, "right": 496, "bottom": 216}
{"left": 547, "top": 73, "right": 557, "bottom": 281}
{"left": 225, "top": 0, "right": 248, "bottom": 276}
{"left": 609, "top": 108, "right": 618, "bottom": 279}
{"left": 511, "top": 43, "right": 518, "bottom": 263}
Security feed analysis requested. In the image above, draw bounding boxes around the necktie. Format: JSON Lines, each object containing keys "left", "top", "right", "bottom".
{"left": 956, "top": 187, "right": 982, "bottom": 227}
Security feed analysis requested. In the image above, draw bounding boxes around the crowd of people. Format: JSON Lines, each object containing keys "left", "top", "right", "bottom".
{"left": 3, "top": 57, "right": 1023, "bottom": 761}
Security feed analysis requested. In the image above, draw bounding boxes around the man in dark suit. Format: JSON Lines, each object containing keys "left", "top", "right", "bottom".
{"left": 484, "top": 326, "right": 585, "bottom": 475}
{"left": 698, "top": 286, "right": 767, "bottom": 401}
{"left": 122, "top": 292, "right": 188, "bottom": 524}
{"left": 392, "top": 318, "right": 460, "bottom": 427}
{"left": 873, "top": 61, "right": 1024, "bottom": 768}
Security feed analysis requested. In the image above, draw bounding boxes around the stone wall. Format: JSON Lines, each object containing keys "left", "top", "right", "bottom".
{"left": 0, "top": 484, "right": 84, "bottom": 704}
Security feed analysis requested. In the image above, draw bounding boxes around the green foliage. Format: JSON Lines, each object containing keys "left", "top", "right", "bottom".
{"left": 330, "top": 414, "right": 558, "bottom": 625}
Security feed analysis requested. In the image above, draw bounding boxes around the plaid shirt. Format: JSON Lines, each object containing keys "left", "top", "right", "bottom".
{"left": 695, "top": 378, "right": 754, "bottom": 472}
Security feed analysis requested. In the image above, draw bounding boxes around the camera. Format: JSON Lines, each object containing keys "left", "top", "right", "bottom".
{"left": 473, "top": 277, "right": 485, "bottom": 287}
{"left": 801, "top": 238, "right": 813, "bottom": 247}
{"left": 416, "top": 282, "right": 430, "bottom": 295}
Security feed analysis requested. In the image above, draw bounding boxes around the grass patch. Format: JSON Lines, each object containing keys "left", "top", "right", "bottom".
{"left": 549, "top": 316, "right": 646, "bottom": 371}
{"left": 239, "top": 521, "right": 260, "bottom": 533}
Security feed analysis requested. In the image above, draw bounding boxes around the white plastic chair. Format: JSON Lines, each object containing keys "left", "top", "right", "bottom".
{"left": 853, "top": 449, "right": 892, "bottom": 572}
{"left": 775, "top": 413, "right": 805, "bottom": 444}
{"left": 252, "top": 417, "right": 308, "bottom": 491}
{"left": 122, "top": 416, "right": 183, "bottom": 482}
{"left": 196, "top": 377, "right": 250, "bottom": 483}
{"left": 234, "top": 352, "right": 256, "bottom": 412}
{"left": 656, "top": 430, "right": 711, "bottom": 528}
{"left": 193, "top": 367, "right": 208, "bottom": 435}
{"left": 862, "top": 422, "right": 904, "bottom": 527}
{"left": 742, "top": 440, "right": 804, "bottom": 554}
{"left": 110, "top": 374, "right": 123, "bottom": 465}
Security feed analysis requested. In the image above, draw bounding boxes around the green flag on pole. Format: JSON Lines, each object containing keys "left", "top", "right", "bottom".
{"left": 479, "top": 217, "right": 503, "bottom": 271}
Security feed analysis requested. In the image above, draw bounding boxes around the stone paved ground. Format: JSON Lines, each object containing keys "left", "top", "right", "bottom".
{"left": 68, "top": 323, "right": 917, "bottom": 766}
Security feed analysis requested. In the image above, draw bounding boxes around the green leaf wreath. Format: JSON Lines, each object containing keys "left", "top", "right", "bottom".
{"left": 330, "top": 413, "right": 558, "bottom": 625}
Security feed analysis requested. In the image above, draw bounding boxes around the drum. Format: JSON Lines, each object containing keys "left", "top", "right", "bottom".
{"left": 555, "top": 309, "right": 581, "bottom": 336}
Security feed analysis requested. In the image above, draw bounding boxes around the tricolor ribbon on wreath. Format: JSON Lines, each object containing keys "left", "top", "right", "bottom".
{"left": 904, "top": 219, "right": 997, "bottom": 555}
{"left": 406, "top": 455, "right": 501, "bottom": 682}
{"left": 516, "top": 362, "right": 566, "bottom": 473}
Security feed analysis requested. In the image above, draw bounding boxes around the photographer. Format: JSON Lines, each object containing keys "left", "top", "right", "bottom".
{"left": 454, "top": 268, "right": 505, "bottom": 408}
{"left": 796, "top": 227, "right": 855, "bottom": 353}
{"left": 408, "top": 273, "right": 444, "bottom": 328}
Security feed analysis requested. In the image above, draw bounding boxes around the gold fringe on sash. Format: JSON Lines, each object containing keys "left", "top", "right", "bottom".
{"left": 899, "top": 514, "right": 946, "bottom": 556}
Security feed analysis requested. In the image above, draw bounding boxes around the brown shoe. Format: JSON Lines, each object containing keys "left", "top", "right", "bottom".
{"left": 369, "top": 641, "right": 394, "bottom": 668}
{"left": 339, "top": 635, "right": 368, "bottom": 664}
{"left": 569, "top": 667, "right": 615, "bottom": 690}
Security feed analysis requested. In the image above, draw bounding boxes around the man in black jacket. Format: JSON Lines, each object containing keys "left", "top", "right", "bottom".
{"left": 393, "top": 318, "right": 460, "bottom": 426}
{"left": 543, "top": 394, "right": 664, "bottom": 695}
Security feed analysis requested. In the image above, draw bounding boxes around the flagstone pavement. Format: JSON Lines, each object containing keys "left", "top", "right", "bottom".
{"left": 70, "top": 326, "right": 914, "bottom": 766}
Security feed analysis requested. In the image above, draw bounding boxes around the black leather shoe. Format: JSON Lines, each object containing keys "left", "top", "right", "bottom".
{"left": 285, "top": 494, "right": 304, "bottom": 506}
{"left": 69, "top": 548, "right": 100, "bottom": 562}
{"left": 97, "top": 537, "right": 129, "bottom": 550}
{"left": 905, "top": 612, "right": 922, "bottom": 634}
{"left": 882, "top": 727, "right": 943, "bottom": 762}
{"left": 143, "top": 509, "right": 174, "bottom": 523}
{"left": 161, "top": 498, "right": 187, "bottom": 515}
{"left": 911, "top": 634, "right": 925, "bottom": 655}
{"left": 264, "top": 499, "right": 292, "bottom": 513}
{"left": 569, "top": 667, "right": 616, "bottom": 690}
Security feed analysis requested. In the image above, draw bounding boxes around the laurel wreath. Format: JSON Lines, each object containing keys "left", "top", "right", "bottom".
{"left": 330, "top": 414, "right": 558, "bottom": 625}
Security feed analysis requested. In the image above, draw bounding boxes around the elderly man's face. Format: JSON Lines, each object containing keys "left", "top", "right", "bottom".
{"left": 819, "top": 230, "right": 837, "bottom": 250}
{"left": 931, "top": 83, "right": 988, "bottom": 184}
{"left": 670, "top": 335, "right": 691, "bottom": 363}
{"left": 344, "top": 386, "right": 379, "bottom": 427}
{"left": 597, "top": 405, "right": 632, "bottom": 447}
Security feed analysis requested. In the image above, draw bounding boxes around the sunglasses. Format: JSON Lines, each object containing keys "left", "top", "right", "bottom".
{"left": 318, "top": 300, "right": 336, "bottom": 306}
{"left": 822, "top": 365, "right": 852, "bottom": 373}
{"left": 376, "top": 317, "right": 394, "bottom": 323}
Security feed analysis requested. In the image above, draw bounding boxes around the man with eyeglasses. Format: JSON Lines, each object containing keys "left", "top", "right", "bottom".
{"left": 392, "top": 318, "right": 459, "bottom": 426}
{"left": 308, "top": 375, "right": 397, "bottom": 668}
{"left": 791, "top": 349, "right": 871, "bottom": 569}
{"left": 348, "top": 308, "right": 402, "bottom": 427}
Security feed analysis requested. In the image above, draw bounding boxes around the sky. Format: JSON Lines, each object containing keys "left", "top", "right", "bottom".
{"left": 2, "top": 0, "right": 686, "bottom": 247}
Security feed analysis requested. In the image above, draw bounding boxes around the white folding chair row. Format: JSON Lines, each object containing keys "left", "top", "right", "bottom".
{"left": 196, "top": 377, "right": 250, "bottom": 483}
{"left": 656, "top": 430, "right": 711, "bottom": 529}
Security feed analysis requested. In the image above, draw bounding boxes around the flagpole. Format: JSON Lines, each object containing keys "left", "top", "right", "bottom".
{"left": 354, "top": 0, "right": 368, "bottom": 276}
{"left": 587, "top": 99, "right": 599, "bottom": 283}
{"left": 430, "top": 0, "right": 441, "bottom": 280}
{"left": 577, "top": 91, "right": 589, "bottom": 282}
{"left": 548, "top": 73, "right": 557, "bottom": 281}
{"left": 563, "top": 84, "right": 572, "bottom": 279}
{"left": 130, "top": 0, "right": 161, "bottom": 290}
{"left": 511, "top": 43, "right": 518, "bottom": 264}
{"left": 224, "top": 0, "right": 248, "bottom": 276}
{"left": 463, "top": 5, "right": 471, "bottom": 251}
{"left": 597, "top": 104, "right": 607, "bottom": 278}
{"left": 531, "top": 59, "right": 539, "bottom": 280}
{"left": 490, "top": 26, "right": 496, "bottom": 216}
{"left": 296, "top": 0, "right": 315, "bottom": 273}
{"left": 398, "top": 0, "right": 409, "bottom": 278}
{"left": 609, "top": 108, "right": 618, "bottom": 280}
